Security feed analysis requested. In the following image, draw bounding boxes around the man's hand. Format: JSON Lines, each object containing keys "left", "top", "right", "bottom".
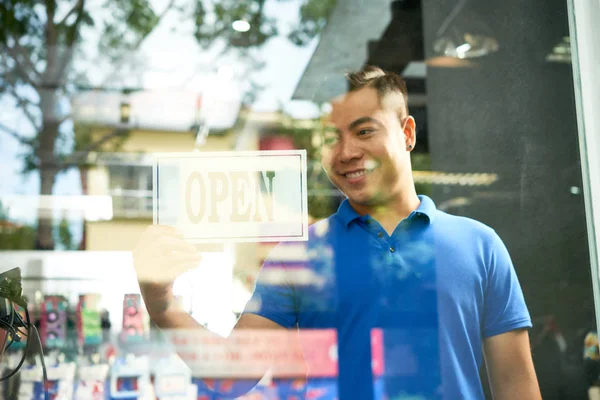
{"left": 132, "top": 225, "right": 201, "bottom": 318}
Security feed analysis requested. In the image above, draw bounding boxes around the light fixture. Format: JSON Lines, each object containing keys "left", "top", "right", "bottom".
{"left": 546, "top": 36, "right": 571, "bottom": 63}
{"left": 455, "top": 43, "right": 472, "bottom": 56}
{"left": 119, "top": 101, "right": 130, "bottom": 124}
{"left": 432, "top": 0, "right": 499, "bottom": 59}
{"left": 232, "top": 19, "right": 251, "bottom": 33}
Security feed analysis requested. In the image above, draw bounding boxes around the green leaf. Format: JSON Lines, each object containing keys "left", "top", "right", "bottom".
{"left": 0, "top": 0, "right": 44, "bottom": 43}
{"left": 57, "top": 213, "right": 73, "bottom": 250}
{"left": 0, "top": 223, "right": 36, "bottom": 250}
{"left": 99, "top": 0, "right": 159, "bottom": 61}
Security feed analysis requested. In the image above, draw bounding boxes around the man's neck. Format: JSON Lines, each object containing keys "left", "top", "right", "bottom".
{"left": 349, "top": 187, "right": 421, "bottom": 235}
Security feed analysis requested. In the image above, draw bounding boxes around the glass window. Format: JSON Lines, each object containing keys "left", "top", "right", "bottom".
{"left": 1, "top": 0, "right": 599, "bottom": 399}
{"left": 107, "top": 165, "right": 153, "bottom": 217}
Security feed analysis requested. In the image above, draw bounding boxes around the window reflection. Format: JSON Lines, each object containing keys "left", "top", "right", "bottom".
{"left": 107, "top": 165, "right": 153, "bottom": 218}
{"left": 0, "top": 0, "right": 597, "bottom": 399}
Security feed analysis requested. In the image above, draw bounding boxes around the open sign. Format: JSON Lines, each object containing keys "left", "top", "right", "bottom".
{"left": 153, "top": 150, "right": 308, "bottom": 243}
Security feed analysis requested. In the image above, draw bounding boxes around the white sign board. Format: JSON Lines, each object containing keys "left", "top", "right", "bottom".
{"left": 153, "top": 150, "right": 308, "bottom": 243}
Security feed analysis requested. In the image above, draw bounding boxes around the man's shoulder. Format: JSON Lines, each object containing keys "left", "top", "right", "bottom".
{"left": 433, "top": 212, "right": 510, "bottom": 274}
{"left": 308, "top": 215, "right": 340, "bottom": 239}
{"left": 434, "top": 210, "right": 501, "bottom": 245}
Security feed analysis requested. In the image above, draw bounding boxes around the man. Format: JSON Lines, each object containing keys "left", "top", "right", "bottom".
{"left": 134, "top": 66, "right": 541, "bottom": 399}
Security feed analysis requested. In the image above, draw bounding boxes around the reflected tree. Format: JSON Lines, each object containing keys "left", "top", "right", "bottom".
{"left": 0, "top": 0, "right": 336, "bottom": 249}
{"left": 0, "top": 201, "right": 36, "bottom": 249}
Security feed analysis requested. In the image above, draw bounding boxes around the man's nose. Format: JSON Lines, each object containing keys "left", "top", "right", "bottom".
{"left": 338, "top": 138, "right": 363, "bottom": 163}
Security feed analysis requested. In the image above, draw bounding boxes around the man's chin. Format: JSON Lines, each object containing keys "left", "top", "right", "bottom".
{"left": 334, "top": 181, "right": 382, "bottom": 205}
{"left": 345, "top": 192, "right": 381, "bottom": 207}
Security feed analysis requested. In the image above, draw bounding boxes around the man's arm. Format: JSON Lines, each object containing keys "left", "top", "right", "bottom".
{"left": 134, "top": 224, "right": 287, "bottom": 398}
{"left": 483, "top": 329, "right": 541, "bottom": 400}
{"left": 140, "top": 280, "right": 283, "bottom": 331}
{"left": 134, "top": 225, "right": 285, "bottom": 332}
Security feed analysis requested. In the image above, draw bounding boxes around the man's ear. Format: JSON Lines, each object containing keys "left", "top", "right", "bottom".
{"left": 402, "top": 115, "right": 417, "bottom": 145}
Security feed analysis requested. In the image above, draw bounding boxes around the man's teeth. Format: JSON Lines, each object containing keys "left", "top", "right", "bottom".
{"left": 346, "top": 170, "right": 369, "bottom": 178}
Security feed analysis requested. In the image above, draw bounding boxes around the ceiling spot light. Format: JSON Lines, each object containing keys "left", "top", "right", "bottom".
{"left": 232, "top": 20, "right": 251, "bottom": 32}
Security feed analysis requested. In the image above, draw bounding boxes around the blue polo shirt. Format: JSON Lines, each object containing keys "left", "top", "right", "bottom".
{"left": 245, "top": 195, "right": 531, "bottom": 399}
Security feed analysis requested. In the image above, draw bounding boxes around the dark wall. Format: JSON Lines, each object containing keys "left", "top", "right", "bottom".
{"left": 422, "top": 0, "right": 595, "bottom": 395}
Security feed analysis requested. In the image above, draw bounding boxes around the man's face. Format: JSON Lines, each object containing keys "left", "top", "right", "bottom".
{"left": 320, "top": 87, "right": 414, "bottom": 208}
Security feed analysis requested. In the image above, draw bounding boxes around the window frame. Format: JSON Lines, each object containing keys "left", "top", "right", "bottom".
{"left": 568, "top": 0, "right": 600, "bottom": 330}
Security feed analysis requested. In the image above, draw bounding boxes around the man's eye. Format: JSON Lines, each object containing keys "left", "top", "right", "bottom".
{"left": 358, "top": 129, "right": 374, "bottom": 136}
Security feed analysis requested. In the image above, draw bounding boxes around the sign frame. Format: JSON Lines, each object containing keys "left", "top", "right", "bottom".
{"left": 152, "top": 149, "right": 309, "bottom": 243}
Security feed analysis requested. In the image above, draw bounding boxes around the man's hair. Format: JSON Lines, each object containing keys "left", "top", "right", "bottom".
{"left": 345, "top": 65, "right": 409, "bottom": 117}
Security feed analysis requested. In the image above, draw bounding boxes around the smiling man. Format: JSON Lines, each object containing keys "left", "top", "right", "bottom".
{"left": 247, "top": 66, "right": 541, "bottom": 399}
{"left": 135, "top": 66, "right": 541, "bottom": 399}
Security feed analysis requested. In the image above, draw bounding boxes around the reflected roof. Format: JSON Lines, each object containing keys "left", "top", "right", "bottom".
{"left": 292, "top": 0, "right": 392, "bottom": 103}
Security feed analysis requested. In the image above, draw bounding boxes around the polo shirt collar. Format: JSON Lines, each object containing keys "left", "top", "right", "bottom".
{"left": 336, "top": 195, "right": 437, "bottom": 228}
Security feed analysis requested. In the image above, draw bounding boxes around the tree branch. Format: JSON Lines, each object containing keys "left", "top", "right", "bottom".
{"left": 42, "top": 0, "right": 59, "bottom": 90}
{"left": 80, "top": 128, "right": 126, "bottom": 154}
{"left": 7, "top": 88, "right": 39, "bottom": 108}
{"left": 52, "top": 47, "right": 74, "bottom": 91}
{"left": 1, "top": 55, "right": 41, "bottom": 131}
{"left": 10, "top": 41, "right": 43, "bottom": 81}
{"left": 46, "top": 0, "right": 58, "bottom": 47}
{"left": 13, "top": 41, "right": 42, "bottom": 79}
{"left": 65, "top": 0, "right": 85, "bottom": 46}
{"left": 8, "top": 86, "right": 40, "bottom": 131}
{"left": 60, "top": 128, "right": 127, "bottom": 169}
{"left": 3, "top": 45, "right": 40, "bottom": 89}
{"left": 58, "top": 0, "right": 83, "bottom": 27}
{"left": 57, "top": 113, "right": 72, "bottom": 126}
{"left": 0, "top": 122, "right": 33, "bottom": 146}
{"left": 53, "top": 0, "right": 84, "bottom": 87}
{"left": 98, "top": 0, "right": 177, "bottom": 87}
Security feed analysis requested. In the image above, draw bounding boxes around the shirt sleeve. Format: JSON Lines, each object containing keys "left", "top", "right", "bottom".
{"left": 242, "top": 248, "right": 299, "bottom": 329}
{"left": 482, "top": 231, "right": 532, "bottom": 339}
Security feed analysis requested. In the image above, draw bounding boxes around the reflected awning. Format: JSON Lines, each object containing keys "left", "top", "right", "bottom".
{"left": 291, "top": 0, "right": 392, "bottom": 103}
